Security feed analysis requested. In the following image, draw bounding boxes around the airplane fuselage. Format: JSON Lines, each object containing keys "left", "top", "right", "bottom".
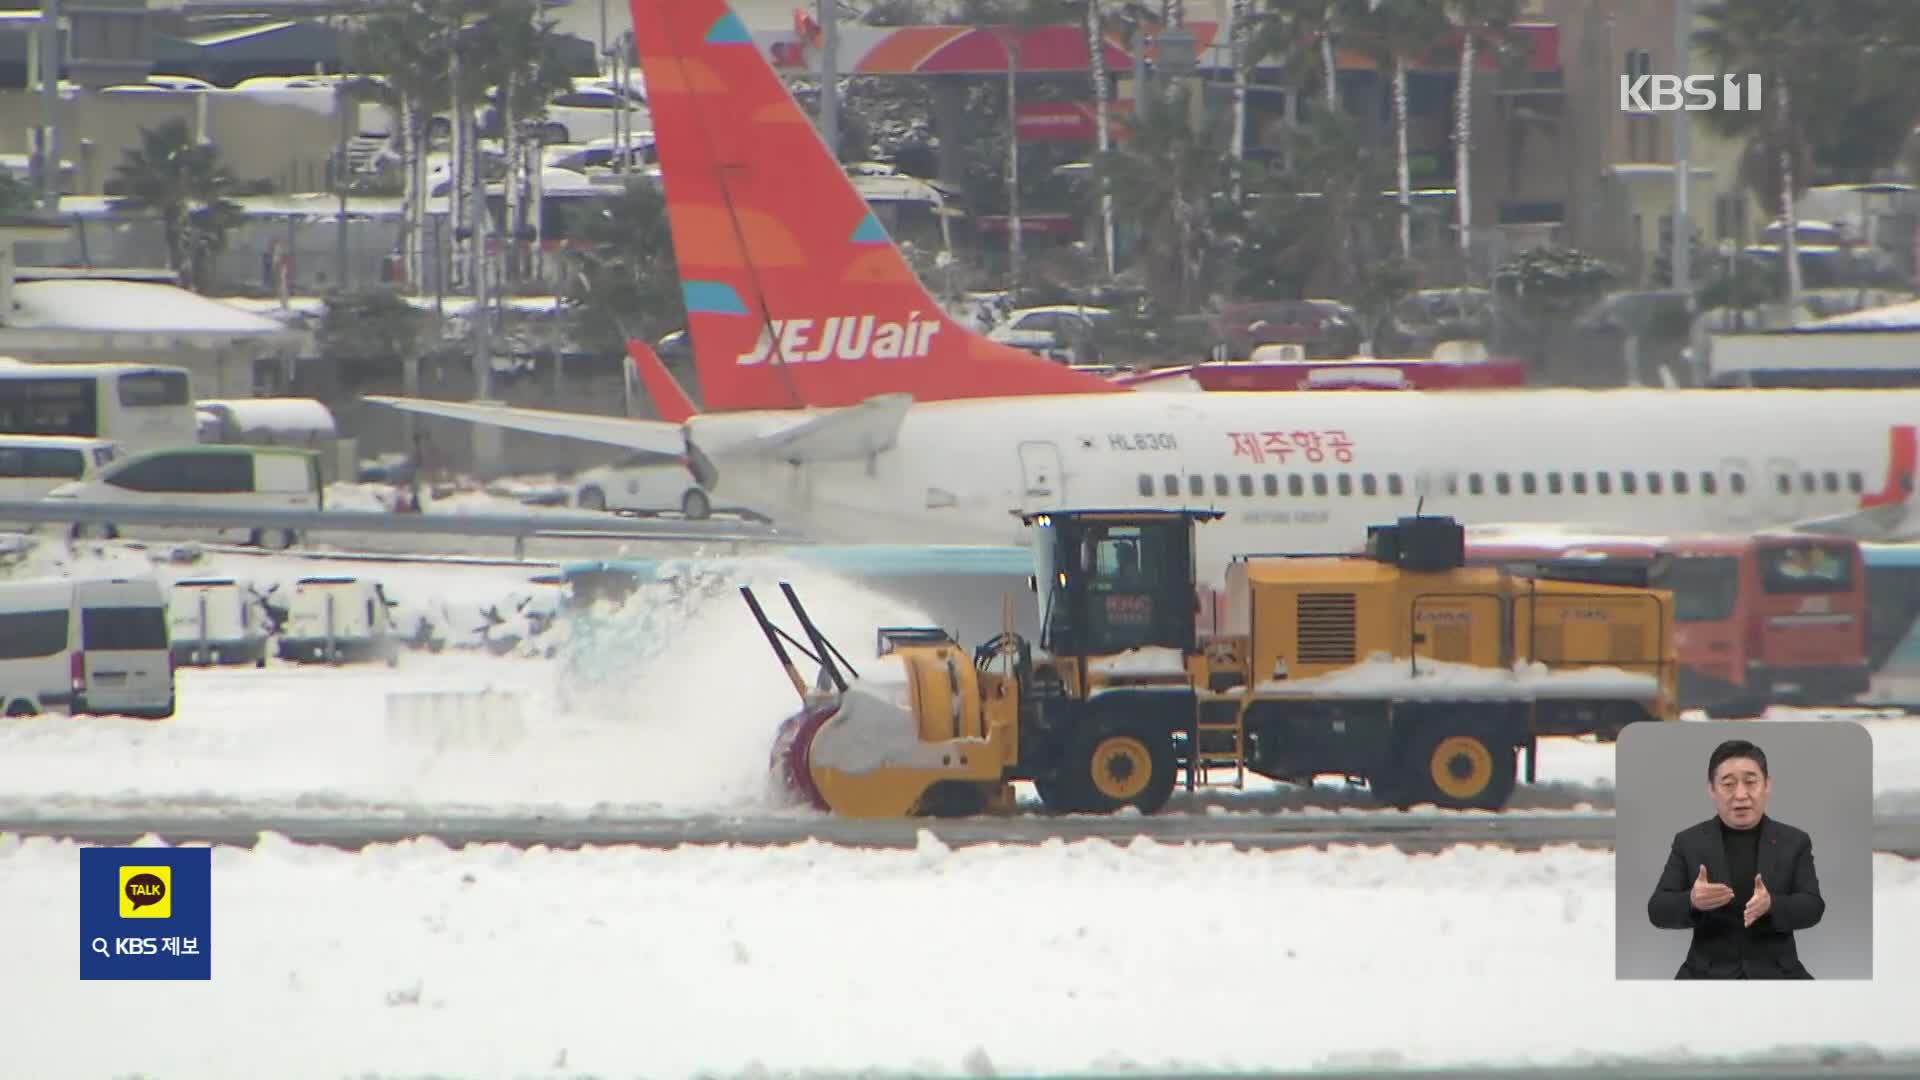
{"left": 698, "top": 388, "right": 1919, "bottom": 583}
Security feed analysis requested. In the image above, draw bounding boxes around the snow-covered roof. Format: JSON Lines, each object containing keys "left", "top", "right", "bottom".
{"left": 7, "top": 280, "right": 300, "bottom": 338}
{"left": 1799, "top": 298, "right": 1920, "bottom": 331}
{"left": 198, "top": 397, "right": 336, "bottom": 438}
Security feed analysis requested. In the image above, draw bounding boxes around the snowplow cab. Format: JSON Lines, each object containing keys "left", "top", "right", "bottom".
{"left": 1021, "top": 508, "right": 1223, "bottom": 698}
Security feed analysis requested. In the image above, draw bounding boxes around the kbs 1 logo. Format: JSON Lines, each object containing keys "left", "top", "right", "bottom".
{"left": 734, "top": 313, "right": 943, "bottom": 365}
{"left": 1619, "top": 73, "right": 1763, "bottom": 113}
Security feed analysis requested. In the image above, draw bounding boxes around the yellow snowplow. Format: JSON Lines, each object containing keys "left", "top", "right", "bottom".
{"left": 746, "top": 510, "right": 1677, "bottom": 819}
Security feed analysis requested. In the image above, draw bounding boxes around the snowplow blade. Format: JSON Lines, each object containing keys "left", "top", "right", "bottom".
{"left": 768, "top": 656, "right": 1012, "bottom": 818}
{"left": 746, "top": 584, "right": 1016, "bottom": 817}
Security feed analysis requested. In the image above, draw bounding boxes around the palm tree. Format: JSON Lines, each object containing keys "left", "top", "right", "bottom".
{"left": 1259, "top": 0, "right": 1344, "bottom": 118}
{"left": 109, "top": 119, "right": 247, "bottom": 293}
{"left": 1341, "top": 0, "right": 1449, "bottom": 261}
{"left": 355, "top": 2, "right": 460, "bottom": 293}
{"left": 1102, "top": 82, "right": 1235, "bottom": 310}
{"left": 1245, "top": 111, "right": 1397, "bottom": 298}
{"left": 1082, "top": 0, "right": 1116, "bottom": 275}
{"left": 475, "top": 0, "right": 573, "bottom": 285}
{"left": 1447, "top": 0, "right": 1520, "bottom": 263}
{"left": 1694, "top": 0, "right": 1876, "bottom": 317}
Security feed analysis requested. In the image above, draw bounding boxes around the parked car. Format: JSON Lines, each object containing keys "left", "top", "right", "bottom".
{"left": 0, "top": 435, "right": 121, "bottom": 502}
{"left": 987, "top": 305, "right": 1113, "bottom": 364}
{"left": 572, "top": 452, "right": 746, "bottom": 520}
{"left": 45, "top": 444, "right": 323, "bottom": 549}
{"left": 0, "top": 575, "right": 174, "bottom": 719}
{"left": 1209, "top": 299, "right": 1364, "bottom": 360}
{"left": 278, "top": 577, "right": 399, "bottom": 666}
{"left": 167, "top": 578, "right": 269, "bottom": 668}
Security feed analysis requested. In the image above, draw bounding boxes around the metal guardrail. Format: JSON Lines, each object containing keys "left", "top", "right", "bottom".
{"left": 0, "top": 499, "right": 797, "bottom": 557}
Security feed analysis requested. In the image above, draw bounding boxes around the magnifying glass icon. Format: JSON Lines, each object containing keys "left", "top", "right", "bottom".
{"left": 90, "top": 937, "right": 109, "bottom": 958}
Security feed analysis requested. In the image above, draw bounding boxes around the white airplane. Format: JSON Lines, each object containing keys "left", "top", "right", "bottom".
{"left": 367, "top": 0, "right": 1920, "bottom": 585}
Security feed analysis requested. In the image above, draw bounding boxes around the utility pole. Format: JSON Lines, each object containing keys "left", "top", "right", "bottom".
{"left": 1003, "top": 29, "right": 1021, "bottom": 290}
{"left": 334, "top": 15, "right": 352, "bottom": 290}
{"left": 1671, "top": 0, "right": 1692, "bottom": 298}
{"left": 820, "top": 0, "right": 839, "bottom": 159}
{"left": 38, "top": 0, "right": 61, "bottom": 212}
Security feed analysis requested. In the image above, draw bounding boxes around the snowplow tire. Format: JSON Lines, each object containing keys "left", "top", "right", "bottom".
{"left": 1063, "top": 717, "right": 1177, "bottom": 816}
{"left": 1405, "top": 725, "right": 1516, "bottom": 811}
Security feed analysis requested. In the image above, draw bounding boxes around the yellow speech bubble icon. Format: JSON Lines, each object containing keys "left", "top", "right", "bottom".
{"left": 119, "top": 865, "right": 172, "bottom": 919}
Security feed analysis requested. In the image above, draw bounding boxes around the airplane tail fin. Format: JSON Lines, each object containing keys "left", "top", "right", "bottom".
{"left": 627, "top": 0, "right": 1124, "bottom": 410}
{"left": 628, "top": 340, "right": 699, "bottom": 423}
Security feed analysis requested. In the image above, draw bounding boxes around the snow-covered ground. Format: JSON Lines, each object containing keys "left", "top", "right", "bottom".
{"left": 1, "top": 834, "right": 1915, "bottom": 1077}
{"left": 3, "top": 534, "right": 1920, "bottom": 819}
{"left": 0, "top": 551, "right": 956, "bottom": 819}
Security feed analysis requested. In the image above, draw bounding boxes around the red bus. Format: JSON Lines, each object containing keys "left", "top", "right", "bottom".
{"left": 1464, "top": 531, "right": 1870, "bottom": 717}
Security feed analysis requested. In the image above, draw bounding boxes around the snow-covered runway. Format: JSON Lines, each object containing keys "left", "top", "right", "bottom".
{"left": 2, "top": 834, "right": 1915, "bottom": 1078}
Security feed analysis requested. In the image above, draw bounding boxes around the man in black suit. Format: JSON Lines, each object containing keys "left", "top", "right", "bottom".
{"left": 1647, "top": 738, "right": 1825, "bottom": 978}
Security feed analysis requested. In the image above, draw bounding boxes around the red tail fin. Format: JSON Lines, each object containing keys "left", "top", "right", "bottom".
{"left": 628, "top": 340, "right": 699, "bottom": 423}
{"left": 627, "top": 0, "right": 1123, "bottom": 410}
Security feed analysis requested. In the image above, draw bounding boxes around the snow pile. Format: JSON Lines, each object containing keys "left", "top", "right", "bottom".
{"left": 807, "top": 656, "right": 969, "bottom": 776}
{"left": 2, "top": 836, "right": 1916, "bottom": 1077}
{"left": 1257, "top": 652, "right": 1658, "bottom": 700}
{"left": 0, "top": 555, "right": 948, "bottom": 816}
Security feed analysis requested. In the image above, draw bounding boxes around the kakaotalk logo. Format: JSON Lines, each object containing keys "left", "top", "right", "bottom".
{"left": 1619, "top": 73, "right": 1764, "bottom": 113}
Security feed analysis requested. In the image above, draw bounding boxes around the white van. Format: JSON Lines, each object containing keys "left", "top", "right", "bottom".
{"left": 0, "top": 576, "right": 175, "bottom": 718}
{"left": 278, "top": 577, "right": 398, "bottom": 665}
{"left": 168, "top": 578, "right": 269, "bottom": 667}
{"left": 46, "top": 445, "right": 323, "bottom": 549}
{"left": 0, "top": 436, "right": 121, "bottom": 500}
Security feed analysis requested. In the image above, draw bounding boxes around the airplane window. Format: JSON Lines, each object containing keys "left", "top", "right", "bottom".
{"left": 1547, "top": 472, "right": 1562, "bottom": 495}
{"left": 1188, "top": 475, "right": 1204, "bottom": 496}
{"left": 1775, "top": 474, "right": 1790, "bottom": 495}
{"left": 1823, "top": 471, "right": 1838, "bottom": 493}
{"left": 1672, "top": 471, "right": 1688, "bottom": 494}
{"left": 1239, "top": 474, "right": 1254, "bottom": 497}
{"left": 1214, "top": 474, "right": 1229, "bottom": 497}
{"left": 1801, "top": 472, "right": 1815, "bottom": 492}
{"left": 1263, "top": 474, "right": 1278, "bottom": 496}
{"left": 1337, "top": 474, "right": 1352, "bottom": 496}
{"left": 1648, "top": 472, "right": 1663, "bottom": 494}
{"left": 1446, "top": 474, "right": 1459, "bottom": 496}
{"left": 1387, "top": 474, "right": 1404, "bottom": 497}
{"left": 1312, "top": 474, "right": 1328, "bottom": 496}
{"left": 1138, "top": 474, "right": 1154, "bottom": 497}
{"left": 1621, "top": 471, "right": 1636, "bottom": 495}
{"left": 1702, "top": 472, "right": 1717, "bottom": 495}
{"left": 1495, "top": 473, "right": 1511, "bottom": 495}
{"left": 1731, "top": 473, "right": 1747, "bottom": 495}
{"left": 1362, "top": 474, "right": 1378, "bottom": 496}
{"left": 1847, "top": 471, "right": 1863, "bottom": 494}
{"left": 1163, "top": 474, "right": 1178, "bottom": 496}
{"left": 1289, "top": 475, "right": 1304, "bottom": 497}
{"left": 1572, "top": 473, "right": 1588, "bottom": 495}
{"left": 1522, "top": 472, "right": 1537, "bottom": 495}
{"left": 1468, "top": 473, "right": 1484, "bottom": 496}
{"left": 1596, "top": 472, "right": 1611, "bottom": 495}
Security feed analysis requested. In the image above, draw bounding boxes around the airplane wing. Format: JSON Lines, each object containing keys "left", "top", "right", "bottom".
{"left": 1785, "top": 500, "right": 1912, "bottom": 541}
{"left": 364, "top": 396, "right": 687, "bottom": 457}
{"left": 736, "top": 393, "right": 911, "bottom": 464}
{"left": 366, "top": 392, "right": 911, "bottom": 467}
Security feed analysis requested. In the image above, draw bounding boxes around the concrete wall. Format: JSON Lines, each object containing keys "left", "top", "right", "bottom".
{"left": 0, "top": 89, "right": 340, "bottom": 194}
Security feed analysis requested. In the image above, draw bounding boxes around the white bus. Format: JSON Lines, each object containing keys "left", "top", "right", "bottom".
{"left": 0, "top": 361, "right": 198, "bottom": 453}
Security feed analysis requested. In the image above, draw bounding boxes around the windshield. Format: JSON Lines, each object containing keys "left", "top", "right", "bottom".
{"left": 1651, "top": 555, "right": 1739, "bottom": 622}
{"left": 1757, "top": 541, "right": 1854, "bottom": 593}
